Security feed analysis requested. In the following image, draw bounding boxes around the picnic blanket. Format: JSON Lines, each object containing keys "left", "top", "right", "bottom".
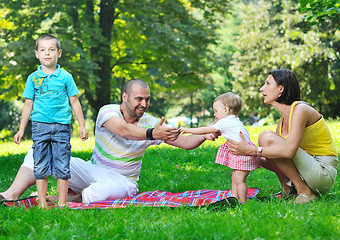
{"left": 2, "top": 188, "right": 259, "bottom": 209}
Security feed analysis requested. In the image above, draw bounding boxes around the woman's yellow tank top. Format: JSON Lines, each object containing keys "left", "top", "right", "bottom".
{"left": 279, "top": 101, "right": 337, "bottom": 156}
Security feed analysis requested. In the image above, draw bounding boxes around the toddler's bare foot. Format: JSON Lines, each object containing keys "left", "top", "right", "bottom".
{"left": 38, "top": 201, "right": 48, "bottom": 208}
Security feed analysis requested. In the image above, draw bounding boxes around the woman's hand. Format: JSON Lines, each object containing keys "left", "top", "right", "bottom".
{"left": 228, "top": 132, "right": 255, "bottom": 156}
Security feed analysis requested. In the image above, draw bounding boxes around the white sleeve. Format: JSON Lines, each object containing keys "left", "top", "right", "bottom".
{"left": 21, "top": 148, "right": 34, "bottom": 169}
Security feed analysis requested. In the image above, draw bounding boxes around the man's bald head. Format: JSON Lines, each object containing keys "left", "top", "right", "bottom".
{"left": 123, "top": 79, "right": 149, "bottom": 95}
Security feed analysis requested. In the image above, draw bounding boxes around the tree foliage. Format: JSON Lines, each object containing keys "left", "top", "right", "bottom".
{"left": 231, "top": 0, "right": 340, "bottom": 119}
{"left": 162, "top": 0, "right": 340, "bottom": 124}
{"left": 299, "top": 0, "right": 340, "bottom": 25}
{"left": 1, "top": 0, "right": 339, "bottom": 134}
{"left": 177, "top": 16, "right": 237, "bottom": 125}
{"left": 0, "top": 0, "right": 231, "bottom": 119}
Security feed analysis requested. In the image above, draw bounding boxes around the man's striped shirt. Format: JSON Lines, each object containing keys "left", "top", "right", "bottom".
{"left": 91, "top": 104, "right": 162, "bottom": 181}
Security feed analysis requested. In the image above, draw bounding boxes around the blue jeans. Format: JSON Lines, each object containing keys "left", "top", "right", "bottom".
{"left": 32, "top": 121, "right": 71, "bottom": 180}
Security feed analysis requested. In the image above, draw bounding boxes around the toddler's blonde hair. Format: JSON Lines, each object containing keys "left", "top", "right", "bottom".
{"left": 214, "top": 92, "right": 243, "bottom": 115}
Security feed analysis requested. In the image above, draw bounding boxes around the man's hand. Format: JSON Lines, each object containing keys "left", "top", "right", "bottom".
{"left": 203, "top": 131, "right": 221, "bottom": 141}
{"left": 152, "top": 117, "right": 181, "bottom": 141}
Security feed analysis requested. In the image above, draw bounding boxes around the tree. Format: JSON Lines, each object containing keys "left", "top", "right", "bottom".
{"left": 175, "top": 12, "right": 238, "bottom": 125}
{"left": 299, "top": 0, "right": 340, "bottom": 25}
{"left": 230, "top": 0, "right": 340, "bottom": 119}
{"left": 0, "top": 0, "right": 231, "bottom": 120}
{"left": 0, "top": 100, "right": 24, "bottom": 140}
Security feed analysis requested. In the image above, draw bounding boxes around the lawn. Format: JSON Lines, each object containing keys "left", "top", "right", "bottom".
{"left": 0, "top": 123, "right": 339, "bottom": 239}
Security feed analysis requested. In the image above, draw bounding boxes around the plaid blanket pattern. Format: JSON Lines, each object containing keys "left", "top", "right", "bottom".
{"left": 2, "top": 188, "right": 259, "bottom": 209}
{"left": 2, "top": 197, "right": 39, "bottom": 209}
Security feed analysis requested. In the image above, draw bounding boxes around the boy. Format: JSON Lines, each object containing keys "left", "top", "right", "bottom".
{"left": 14, "top": 34, "right": 88, "bottom": 207}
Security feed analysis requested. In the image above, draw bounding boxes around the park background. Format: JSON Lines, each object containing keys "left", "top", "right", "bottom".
{"left": 0, "top": 0, "right": 339, "bottom": 139}
{"left": 0, "top": 0, "right": 339, "bottom": 239}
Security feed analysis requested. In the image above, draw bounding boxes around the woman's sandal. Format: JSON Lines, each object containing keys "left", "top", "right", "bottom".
{"left": 290, "top": 193, "right": 316, "bottom": 204}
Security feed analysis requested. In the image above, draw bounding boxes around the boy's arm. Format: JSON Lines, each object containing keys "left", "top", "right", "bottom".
{"left": 14, "top": 99, "right": 33, "bottom": 144}
{"left": 69, "top": 95, "right": 88, "bottom": 141}
{"left": 179, "top": 126, "right": 219, "bottom": 135}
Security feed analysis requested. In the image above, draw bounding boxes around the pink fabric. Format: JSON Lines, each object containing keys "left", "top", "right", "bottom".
{"left": 215, "top": 142, "right": 260, "bottom": 171}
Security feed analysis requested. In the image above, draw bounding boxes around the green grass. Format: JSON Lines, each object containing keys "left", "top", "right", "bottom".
{"left": 1, "top": 123, "right": 340, "bottom": 239}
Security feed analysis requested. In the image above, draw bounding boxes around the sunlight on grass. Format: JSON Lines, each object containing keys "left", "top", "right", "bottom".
{"left": 3, "top": 121, "right": 325, "bottom": 156}
{"left": 1, "top": 121, "right": 338, "bottom": 155}
{"left": 0, "top": 137, "right": 95, "bottom": 156}
{"left": 0, "top": 140, "right": 33, "bottom": 156}
{"left": 328, "top": 122, "right": 340, "bottom": 152}
{"left": 70, "top": 137, "right": 95, "bottom": 152}
{"left": 180, "top": 162, "right": 210, "bottom": 173}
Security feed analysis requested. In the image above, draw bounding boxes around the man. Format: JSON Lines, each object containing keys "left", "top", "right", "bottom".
{"left": 1, "top": 79, "right": 217, "bottom": 203}
{"left": 247, "top": 112, "right": 259, "bottom": 126}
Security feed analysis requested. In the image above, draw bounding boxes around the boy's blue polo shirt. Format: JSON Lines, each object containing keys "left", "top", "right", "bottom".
{"left": 23, "top": 65, "right": 79, "bottom": 124}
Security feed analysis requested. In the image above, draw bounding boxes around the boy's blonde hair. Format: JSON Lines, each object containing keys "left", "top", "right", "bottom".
{"left": 214, "top": 92, "right": 243, "bottom": 115}
{"left": 36, "top": 34, "right": 61, "bottom": 50}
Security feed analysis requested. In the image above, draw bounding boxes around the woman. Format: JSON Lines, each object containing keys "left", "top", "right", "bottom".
{"left": 228, "top": 69, "right": 338, "bottom": 204}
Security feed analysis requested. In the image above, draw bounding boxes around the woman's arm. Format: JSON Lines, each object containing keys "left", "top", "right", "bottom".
{"left": 280, "top": 104, "right": 311, "bottom": 158}
{"left": 229, "top": 105, "right": 314, "bottom": 159}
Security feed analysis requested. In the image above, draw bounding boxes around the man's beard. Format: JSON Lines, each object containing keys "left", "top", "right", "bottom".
{"left": 133, "top": 107, "right": 146, "bottom": 118}
{"left": 126, "top": 102, "right": 146, "bottom": 118}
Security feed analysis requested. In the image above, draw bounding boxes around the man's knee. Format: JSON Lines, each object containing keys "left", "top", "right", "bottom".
{"left": 81, "top": 181, "right": 130, "bottom": 203}
{"left": 21, "top": 149, "right": 35, "bottom": 170}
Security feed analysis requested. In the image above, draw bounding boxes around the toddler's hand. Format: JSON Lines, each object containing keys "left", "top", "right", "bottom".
{"left": 204, "top": 132, "right": 220, "bottom": 141}
{"left": 79, "top": 126, "right": 88, "bottom": 141}
{"left": 179, "top": 127, "right": 190, "bottom": 134}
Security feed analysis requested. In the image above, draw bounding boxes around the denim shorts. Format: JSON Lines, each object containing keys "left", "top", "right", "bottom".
{"left": 32, "top": 121, "right": 71, "bottom": 180}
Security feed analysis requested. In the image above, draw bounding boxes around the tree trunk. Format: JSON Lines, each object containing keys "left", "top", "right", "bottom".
{"left": 91, "top": 0, "right": 119, "bottom": 116}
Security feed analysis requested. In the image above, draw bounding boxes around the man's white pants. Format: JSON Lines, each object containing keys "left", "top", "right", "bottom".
{"left": 22, "top": 149, "right": 139, "bottom": 203}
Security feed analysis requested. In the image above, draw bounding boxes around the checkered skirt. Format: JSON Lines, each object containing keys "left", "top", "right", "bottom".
{"left": 215, "top": 142, "right": 260, "bottom": 171}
